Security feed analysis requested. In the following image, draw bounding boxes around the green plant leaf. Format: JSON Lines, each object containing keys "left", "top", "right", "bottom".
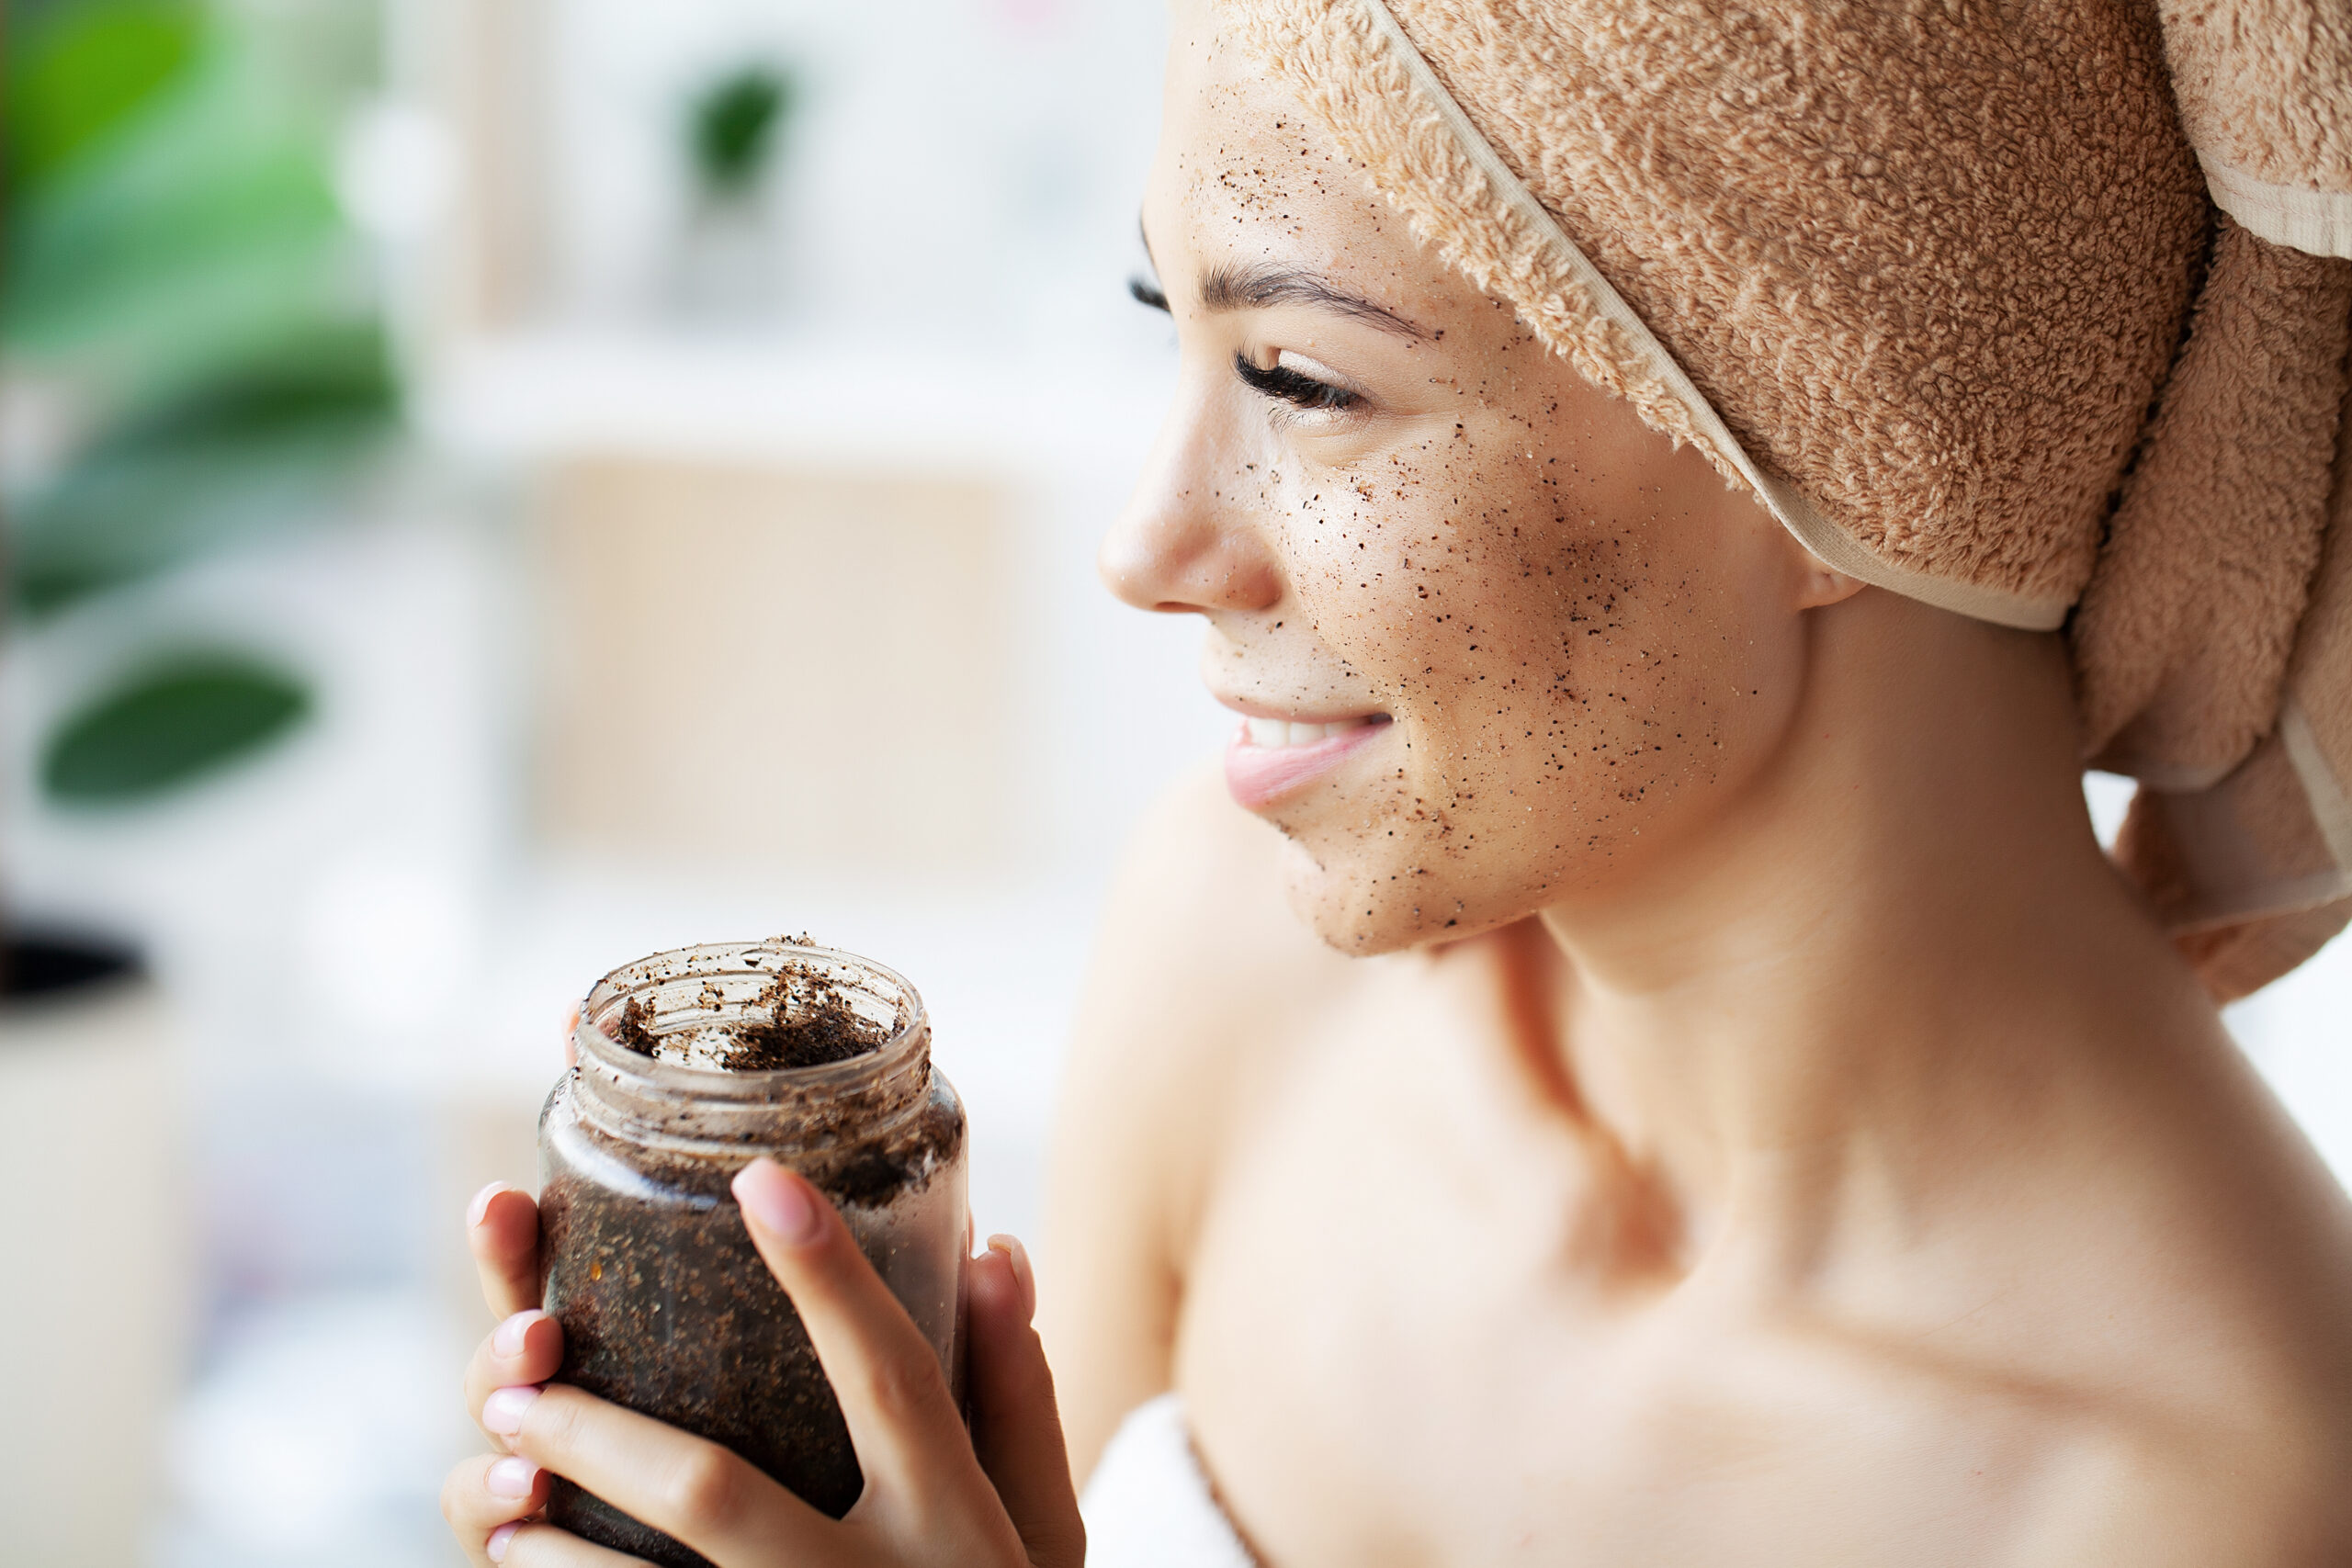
{"left": 5, "top": 0, "right": 205, "bottom": 192}
{"left": 102, "top": 318, "right": 397, "bottom": 449}
{"left": 40, "top": 652, "right": 311, "bottom": 805}
{"left": 691, "top": 64, "right": 794, "bottom": 196}
{"left": 3, "top": 28, "right": 352, "bottom": 384}
{"left": 8, "top": 322, "right": 397, "bottom": 615}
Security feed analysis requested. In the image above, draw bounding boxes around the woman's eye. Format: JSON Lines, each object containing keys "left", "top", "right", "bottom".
{"left": 1232, "top": 352, "right": 1362, "bottom": 412}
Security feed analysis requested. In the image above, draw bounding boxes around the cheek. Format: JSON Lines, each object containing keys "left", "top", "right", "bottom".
{"left": 1267, "top": 448, "right": 1798, "bottom": 943}
{"left": 1285, "top": 457, "right": 1758, "bottom": 784}
{"left": 1267, "top": 446, "right": 1507, "bottom": 690}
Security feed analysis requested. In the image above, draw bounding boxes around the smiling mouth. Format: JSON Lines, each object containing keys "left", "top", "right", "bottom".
{"left": 1238, "top": 714, "right": 1391, "bottom": 749}
{"left": 1222, "top": 711, "right": 1393, "bottom": 809}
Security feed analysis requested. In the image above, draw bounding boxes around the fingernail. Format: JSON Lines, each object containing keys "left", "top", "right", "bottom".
{"left": 492, "top": 1309, "right": 548, "bottom": 1359}
{"left": 486, "top": 1456, "right": 540, "bottom": 1498}
{"left": 486, "top": 1521, "right": 520, "bottom": 1562}
{"left": 468, "top": 1182, "right": 510, "bottom": 1228}
{"left": 989, "top": 1235, "right": 1036, "bottom": 1321}
{"left": 481, "top": 1384, "right": 541, "bottom": 1437}
{"left": 733, "top": 1159, "right": 821, "bottom": 1247}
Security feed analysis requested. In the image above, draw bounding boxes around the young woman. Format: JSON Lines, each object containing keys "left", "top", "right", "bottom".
{"left": 442, "top": 2, "right": 2352, "bottom": 1562}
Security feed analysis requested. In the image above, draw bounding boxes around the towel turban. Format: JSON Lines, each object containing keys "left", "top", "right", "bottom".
{"left": 1224, "top": 0, "right": 2352, "bottom": 998}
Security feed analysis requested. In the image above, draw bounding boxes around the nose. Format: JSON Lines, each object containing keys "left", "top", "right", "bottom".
{"left": 1098, "top": 393, "right": 1284, "bottom": 616}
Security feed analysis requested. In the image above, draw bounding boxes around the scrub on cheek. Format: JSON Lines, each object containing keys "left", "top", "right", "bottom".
{"left": 537, "top": 941, "right": 967, "bottom": 1567}
{"left": 1242, "top": 352, "right": 1776, "bottom": 952}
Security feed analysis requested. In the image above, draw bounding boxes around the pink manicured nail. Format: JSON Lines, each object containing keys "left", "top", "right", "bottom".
{"left": 492, "top": 1310, "right": 547, "bottom": 1359}
{"left": 733, "top": 1160, "right": 821, "bottom": 1246}
{"left": 486, "top": 1521, "right": 521, "bottom": 1562}
{"left": 486, "top": 1456, "right": 540, "bottom": 1498}
{"left": 482, "top": 1384, "right": 541, "bottom": 1436}
{"left": 468, "top": 1182, "right": 510, "bottom": 1228}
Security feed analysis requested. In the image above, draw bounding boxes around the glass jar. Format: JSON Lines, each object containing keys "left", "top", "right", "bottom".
{"left": 537, "top": 939, "right": 967, "bottom": 1568}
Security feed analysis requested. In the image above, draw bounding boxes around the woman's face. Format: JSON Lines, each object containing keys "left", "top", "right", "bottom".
{"left": 1102, "top": 10, "right": 1836, "bottom": 954}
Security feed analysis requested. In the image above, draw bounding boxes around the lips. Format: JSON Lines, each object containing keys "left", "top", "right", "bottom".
{"left": 1222, "top": 711, "right": 1392, "bottom": 809}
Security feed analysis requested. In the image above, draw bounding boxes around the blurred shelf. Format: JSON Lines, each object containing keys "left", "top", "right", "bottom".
{"left": 414, "top": 326, "right": 1172, "bottom": 479}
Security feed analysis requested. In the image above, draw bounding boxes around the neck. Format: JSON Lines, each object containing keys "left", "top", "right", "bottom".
{"left": 1533, "top": 591, "right": 2209, "bottom": 1281}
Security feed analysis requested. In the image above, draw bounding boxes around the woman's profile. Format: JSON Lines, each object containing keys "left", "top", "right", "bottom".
{"left": 442, "top": 1, "right": 2352, "bottom": 1562}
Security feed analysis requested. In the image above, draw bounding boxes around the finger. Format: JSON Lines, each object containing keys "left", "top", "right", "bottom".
{"left": 969, "top": 1237, "right": 1085, "bottom": 1568}
{"left": 505, "top": 1382, "right": 833, "bottom": 1565}
{"left": 466, "top": 1310, "right": 564, "bottom": 1439}
{"left": 442, "top": 1452, "right": 550, "bottom": 1566}
{"left": 492, "top": 1521, "right": 649, "bottom": 1566}
{"left": 469, "top": 1183, "right": 543, "bottom": 1320}
{"left": 731, "top": 1159, "right": 979, "bottom": 1503}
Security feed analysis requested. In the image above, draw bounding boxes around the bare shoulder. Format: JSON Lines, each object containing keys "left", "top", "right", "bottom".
{"left": 2068, "top": 1048, "right": 2352, "bottom": 1562}
{"left": 1039, "top": 761, "right": 1360, "bottom": 1476}
{"left": 1781, "top": 1013, "right": 2352, "bottom": 1562}
{"left": 1055, "top": 757, "right": 1360, "bottom": 1240}
{"left": 1980, "top": 1051, "right": 2352, "bottom": 1564}
{"left": 1758, "top": 1265, "right": 2352, "bottom": 1565}
{"left": 2087, "top": 1272, "right": 2352, "bottom": 1564}
{"left": 2026, "top": 1402, "right": 2352, "bottom": 1567}
{"left": 1072, "top": 758, "right": 1356, "bottom": 1088}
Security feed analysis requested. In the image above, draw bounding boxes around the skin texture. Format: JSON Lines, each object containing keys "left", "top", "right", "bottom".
{"left": 1038, "top": 7, "right": 2352, "bottom": 1565}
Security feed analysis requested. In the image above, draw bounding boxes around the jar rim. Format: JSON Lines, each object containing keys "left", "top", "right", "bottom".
{"left": 573, "top": 938, "right": 929, "bottom": 1100}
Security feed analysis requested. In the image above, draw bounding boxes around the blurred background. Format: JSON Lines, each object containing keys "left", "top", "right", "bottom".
{"left": 0, "top": 1, "right": 2346, "bottom": 1562}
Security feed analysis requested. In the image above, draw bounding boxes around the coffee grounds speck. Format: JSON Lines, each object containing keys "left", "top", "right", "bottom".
{"left": 616, "top": 997, "right": 660, "bottom": 1055}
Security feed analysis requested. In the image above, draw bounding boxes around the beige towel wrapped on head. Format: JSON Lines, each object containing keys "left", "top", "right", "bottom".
{"left": 2078, "top": 1, "right": 2352, "bottom": 997}
{"left": 1226, "top": 0, "right": 2352, "bottom": 998}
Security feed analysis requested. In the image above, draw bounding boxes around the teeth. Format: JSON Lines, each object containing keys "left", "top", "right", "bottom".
{"left": 1241, "top": 716, "right": 1377, "bottom": 748}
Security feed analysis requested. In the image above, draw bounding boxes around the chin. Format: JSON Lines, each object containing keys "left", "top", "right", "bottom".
{"left": 1273, "top": 831, "right": 1528, "bottom": 956}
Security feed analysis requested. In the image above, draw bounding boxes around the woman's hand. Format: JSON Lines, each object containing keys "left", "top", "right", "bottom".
{"left": 441, "top": 1162, "right": 1084, "bottom": 1567}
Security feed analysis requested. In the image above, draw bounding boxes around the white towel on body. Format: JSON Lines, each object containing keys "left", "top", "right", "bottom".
{"left": 1079, "top": 1393, "right": 1256, "bottom": 1567}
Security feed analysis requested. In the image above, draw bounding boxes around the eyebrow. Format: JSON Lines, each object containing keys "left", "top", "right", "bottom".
{"left": 1198, "top": 262, "right": 1431, "bottom": 341}
{"left": 1140, "top": 217, "right": 1430, "bottom": 341}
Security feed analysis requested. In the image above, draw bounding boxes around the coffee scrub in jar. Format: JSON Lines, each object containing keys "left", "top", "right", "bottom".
{"left": 537, "top": 938, "right": 968, "bottom": 1568}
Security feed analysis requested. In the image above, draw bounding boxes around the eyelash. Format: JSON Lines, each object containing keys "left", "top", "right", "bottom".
{"left": 1126, "top": 275, "right": 1363, "bottom": 413}
{"left": 1232, "top": 353, "right": 1362, "bottom": 412}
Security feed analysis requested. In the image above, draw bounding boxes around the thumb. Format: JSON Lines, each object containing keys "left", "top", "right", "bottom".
{"left": 969, "top": 1235, "right": 1085, "bottom": 1568}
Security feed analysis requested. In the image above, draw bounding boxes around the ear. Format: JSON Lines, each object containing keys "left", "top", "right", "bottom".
{"left": 1792, "top": 561, "right": 1867, "bottom": 611}
{"left": 1735, "top": 479, "right": 1869, "bottom": 612}
{"left": 1761, "top": 518, "right": 1867, "bottom": 611}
